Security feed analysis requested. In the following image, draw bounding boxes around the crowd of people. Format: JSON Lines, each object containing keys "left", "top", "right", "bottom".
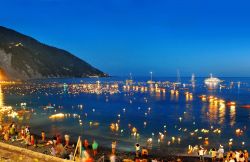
{"left": 0, "top": 122, "right": 101, "bottom": 161}
{"left": 197, "top": 145, "right": 249, "bottom": 162}
{"left": 0, "top": 122, "right": 249, "bottom": 162}
{"left": 0, "top": 122, "right": 149, "bottom": 162}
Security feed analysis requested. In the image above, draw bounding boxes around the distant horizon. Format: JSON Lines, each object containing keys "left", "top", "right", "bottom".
{"left": 111, "top": 75, "right": 250, "bottom": 78}
{"left": 30, "top": 75, "right": 250, "bottom": 79}
{"left": 1, "top": 0, "right": 250, "bottom": 77}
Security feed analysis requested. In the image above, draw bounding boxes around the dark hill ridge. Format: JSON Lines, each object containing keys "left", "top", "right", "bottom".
{"left": 0, "top": 26, "right": 107, "bottom": 80}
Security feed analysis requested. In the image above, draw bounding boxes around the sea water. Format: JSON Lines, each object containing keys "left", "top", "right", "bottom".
{"left": 1, "top": 77, "right": 250, "bottom": 153}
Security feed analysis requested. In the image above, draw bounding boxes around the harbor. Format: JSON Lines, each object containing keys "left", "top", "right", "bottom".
{"left": 1, "top": 0, "right": 250, "bottom": 161}
{"left": 0, "top": 76, "right": 249, "bottom": 161}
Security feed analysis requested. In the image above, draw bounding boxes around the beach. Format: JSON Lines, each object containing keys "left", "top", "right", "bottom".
{"left": 0, "top": 121, "right": 249, "bottom": 162}
{"left": 0, "top": 139, "right": 212, "bottom": 162}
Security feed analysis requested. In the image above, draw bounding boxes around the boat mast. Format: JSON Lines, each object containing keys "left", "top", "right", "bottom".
{"left": 150, "top": 71, "right": 153, "bottom": 82}
{"left": 191, "top": 73, "right": 195, "bottom": 87}
{"left": 129, "top": 73, "right": 132, "bottom": 80}
{"left": 176, "top": 69, "right": 181, "bottom": 84}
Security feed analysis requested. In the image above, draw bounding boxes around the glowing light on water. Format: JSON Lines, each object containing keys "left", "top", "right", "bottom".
{"left": 230, "top": 106, "right": 236, "bottom": 126}
{"left": 49, "top": 113, "right": 65, "bottom": 119}
{"left": 204, "top": 74, "right": 221, "bottom": 89}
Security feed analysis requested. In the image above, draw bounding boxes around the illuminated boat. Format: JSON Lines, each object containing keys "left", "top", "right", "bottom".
{"left": 49, "top": 113, "right": 65, "bottom": 119}
{"left": 44, "top": 106, "right": 54, "bottom": 110}
{"left": 126, "top": 79, "right": 133, "bottom": 85}
{"left": 204, "top": 74, "right": 221, "bottom": 89}
{"left": 198, "top": 95, "right": 206, "bottom": 98}
{"left": 226, "top": 101, "right": 236, "bottom": 106}
{"left": 147, "top": 80, "right": 155, "bottom": 84}
{"left": 89, "top": 75, "right": 99, "bottom": 78}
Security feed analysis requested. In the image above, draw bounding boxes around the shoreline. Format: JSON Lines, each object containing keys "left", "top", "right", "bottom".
{"left": 0, "top": 128, "right": 194, "bottom": 161}
{"left": 0, "top": 140, "right": 210, "bottom": 162}
{"left": 0, "top": 134, "right": 211, "bottom": 162}
{"left": 0, "top": 123, "right": 248, "bottom": 162}
{"left": 1, "top": 134, "right": 249, "bottom": 162}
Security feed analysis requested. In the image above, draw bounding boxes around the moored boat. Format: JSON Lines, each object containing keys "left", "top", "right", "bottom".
{"left": 204, "top": 74, "right": 221, "bottom": 89}
{"left": 240, "top": 105, "right": 250, "bottom": 108}
{"left": 226, "top": 101, "right": 236, "bottom": 106}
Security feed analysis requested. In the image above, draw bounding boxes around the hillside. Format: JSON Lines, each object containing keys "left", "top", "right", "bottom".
{"left": 0, "top": 26, "right": 107, "bottom": 80}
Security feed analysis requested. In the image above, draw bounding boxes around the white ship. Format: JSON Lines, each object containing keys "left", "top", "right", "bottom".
{"left": 204, "top": 74, "right": 221, "bottom": 89}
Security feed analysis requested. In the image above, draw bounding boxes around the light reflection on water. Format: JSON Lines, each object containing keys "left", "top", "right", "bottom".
{"left": 230, "top": 106, "right": 236, "bottom": 127}
{"left": 1, "top": 77, "right": 250, "bottom": 153}
{"left": 0, "top": 85, "right": 4, "bottom": 108}
{"left": 218, "top": 105, "right": 226, "bottom": 125}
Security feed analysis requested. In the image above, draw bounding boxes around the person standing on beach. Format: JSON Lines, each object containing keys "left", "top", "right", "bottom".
{"left": 112, "top": 141, "right": 117, "bottom": 154}
{"left": 110, "top": 153, "right": 116, "bottom": 162}
{"left": 64, "top": 134, "right": 70, "bottom": 146}
{"left": 41, "top": 131, "right": 46, "bottom": 142}
{"left": 4, "top": 129, "right": 9, "bottom": 141}
{"left": 9, "top": 123, "right": 16, "bottom": 135}
{"left": 25, "top": 133, "right": 31, "bottom": 146}
{"left": 20, "top": 127, "right": 25, "bottom": 139}
{"left": 92, "top": 140, "right": 98, "bottom": 156}
{"left": 217, "top": 145, "right": 224, "bottom": 161}
{"left": 84, "top": 139, "right": 90, "bottom": 154}
{"left": 198, "top": 146, "right": 205, "bottom": 162}
{"left": 25, "top": 126, "right": 30, "bottom": 135}
{"left": 30, "top": 135, "right": 35, "bottom": 146}
{"left": 235, "top": 150, "right": 240, "bottom": 162}
{"left": 135, "top": 143, "right": 140, "bottom": 157}
{"left": 147, "top": 138, "right": 153, "bottom": 150}
{"left": 0, "top": 124, "right": 2, "bottom": 133}
{"left": 239, "top": 153, "right": 245, "bottom": 162}
{"left": 56, "top": 134, "right": 61, "bottom": 144}
{"left": 141, "top": 148, "right": 148, "bottom": 158}
{"left": 210, "top": 148, "right": 217, "bottom": 162}
{"left": 244, "top": 150, "right": 248, "bottom": 162}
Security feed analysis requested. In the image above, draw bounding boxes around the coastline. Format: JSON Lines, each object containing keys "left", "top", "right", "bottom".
{"left": 0, "top": 135, "right": 211, "bottom": 162}
{"left": 0, "top": 140, "right": 209, "bottom": 162}
{"left": 1, "top": 133, "right": 249, "bottom": 162}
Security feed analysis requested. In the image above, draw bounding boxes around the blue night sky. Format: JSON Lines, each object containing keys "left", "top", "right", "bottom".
{"left": 1, "top": 0, "right": 250, "bottom": 77}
